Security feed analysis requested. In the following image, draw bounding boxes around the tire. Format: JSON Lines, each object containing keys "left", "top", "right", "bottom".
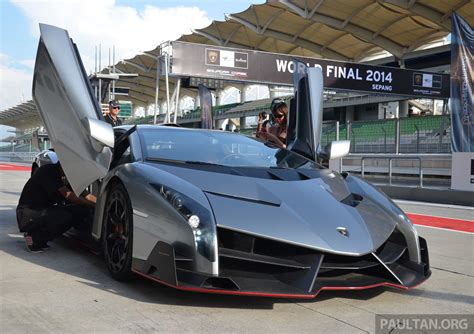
{"left": 102, "top": 182, "right": 133, "bottom": 281}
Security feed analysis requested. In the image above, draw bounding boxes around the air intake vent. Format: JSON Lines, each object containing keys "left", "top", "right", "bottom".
{"left": 340, "top": 193, "right": 363, "bottom": 207}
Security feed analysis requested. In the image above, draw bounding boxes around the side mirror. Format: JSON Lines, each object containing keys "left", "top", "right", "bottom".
{"left": 85, "top": 117, "right": 115, "bottom": 152}
{"left": 319, "top": 140, "right": 350, "bottom": 160}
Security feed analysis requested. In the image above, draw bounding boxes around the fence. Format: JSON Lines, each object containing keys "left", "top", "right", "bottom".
{"left": 1, "top": 116, "right": 452, "bottom": 158}
{"left": 321, "top": 115, "right": 451, "bottom": 154}
{"left": 0, "top": 152, "right": 37, "bottom": 163}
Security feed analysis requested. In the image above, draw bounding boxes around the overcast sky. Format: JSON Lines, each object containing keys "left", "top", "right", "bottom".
{"left": 0, "top": 0, "right": 262, "bottom": 138}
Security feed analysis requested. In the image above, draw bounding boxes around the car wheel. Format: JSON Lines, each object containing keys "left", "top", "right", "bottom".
{"left": 102, "top": 182, "right": 133, "bottom": 281}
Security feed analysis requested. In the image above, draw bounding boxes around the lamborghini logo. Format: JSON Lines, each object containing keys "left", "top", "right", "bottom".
{"left": 337, "top": 227, "right": 349, "bottom": 237}
{"left": 207, "top": 50, "right": 219, "bottom": 64}
{"left": 414, "top": 73, "right": 423, "bottom": 86}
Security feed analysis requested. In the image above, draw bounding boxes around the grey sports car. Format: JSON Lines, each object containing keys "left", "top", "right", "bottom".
{"left": 32, "top": 24, "right": 430, "bottom": 298}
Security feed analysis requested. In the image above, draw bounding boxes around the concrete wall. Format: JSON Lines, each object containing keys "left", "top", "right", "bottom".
{"left": 355, "top": 104, "right": 378, "bottom": 121}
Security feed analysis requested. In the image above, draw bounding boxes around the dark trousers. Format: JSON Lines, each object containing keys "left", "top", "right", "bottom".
{"left": 16, "top": 204, "right": 91, "bottom": 244}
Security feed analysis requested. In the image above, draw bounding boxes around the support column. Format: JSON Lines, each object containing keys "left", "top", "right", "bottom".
{"left": 215, "top": 119, "right": 226, "bottom": 131}
{"left": 214, "top": 89, "right": 224, "bottom": 107}
{"left": 378, "top": 104, "right": 387, "bottom": 119}
{"left": 195, "top": 94, "right": 200, "bottom": 110}
{"left": 239, "top": 84, "right": 252, "bottom": 130}
{"left": 345, "top": 105, "right": 355, "bottom": 122}
{"left": 240, "top": 116, "right": 247, "bottom": 129}
{"left": 399, "top": 100, "right": 409, "bottom": 118}
{"left": 269, "top": 85, "right": 279, "bottom": 99}
{"left": 241, "top": 84, "right": 252, "bottom": 103}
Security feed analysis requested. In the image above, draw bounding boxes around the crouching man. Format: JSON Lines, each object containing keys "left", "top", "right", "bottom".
{"left": 16, "top": 155, "right": 96, "bottom": 252}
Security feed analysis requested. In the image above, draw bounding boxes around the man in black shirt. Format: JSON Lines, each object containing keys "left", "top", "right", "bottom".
{"left": 16, "top": 161, "right": 96, "bottom": 252}
{"left": 105, "top": 100, "right": 122, "bottom": 127}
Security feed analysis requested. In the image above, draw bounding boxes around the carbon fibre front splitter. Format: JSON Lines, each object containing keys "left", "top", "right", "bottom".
{"left": 131, "top": 267, "right": 430, "bottom": 299}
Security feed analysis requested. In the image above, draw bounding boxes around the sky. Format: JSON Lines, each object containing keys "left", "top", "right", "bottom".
{"left": 0, "top": 0, "right": 263, "bottom": 139}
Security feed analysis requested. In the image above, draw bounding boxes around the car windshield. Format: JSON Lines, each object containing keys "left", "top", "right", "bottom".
{"left": 138, "top": 128, "right": 322, "bottom": 169}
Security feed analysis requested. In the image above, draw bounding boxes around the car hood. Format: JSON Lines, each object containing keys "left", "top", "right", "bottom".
{"left": 150, "top": 163, "right": 396, "bottom": 255}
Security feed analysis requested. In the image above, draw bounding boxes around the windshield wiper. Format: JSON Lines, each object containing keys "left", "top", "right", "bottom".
{"left": 145, "top": 157, "right": 224, "bottom": 167}
{"left": 184, "top": 160, "right": 225, "bottom": 167}
{"left": 145, "top": 157, "right": 185, "bottom": 164}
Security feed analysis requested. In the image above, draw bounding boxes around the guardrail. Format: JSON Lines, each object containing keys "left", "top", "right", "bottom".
{"left": 351, "top": 154, "right": 451, "bottom": 188}
{"left": 0, "top": 152, "right": 36, "bottom": 163}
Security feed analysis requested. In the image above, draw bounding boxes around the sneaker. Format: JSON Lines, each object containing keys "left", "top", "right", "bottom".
{"left": 27, "top": 244, "right": 44, "bottom": 253}
{"left": 24, "top": 233, "right": 44, "bottom": 253}
{"left": 38, "top": 242, "right": 51, "bottom": 250}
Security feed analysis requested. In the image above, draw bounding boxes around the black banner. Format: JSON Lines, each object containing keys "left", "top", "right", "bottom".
{"left": 171, "top": 41, "right": 450, "bottom": 98}
{"left": 450, "top": 12, "right": 473, "bottom": 152}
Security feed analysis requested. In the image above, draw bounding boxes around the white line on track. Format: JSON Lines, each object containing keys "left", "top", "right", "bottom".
{"left": 394, "top": 199, "right": 474, "bottom": 211}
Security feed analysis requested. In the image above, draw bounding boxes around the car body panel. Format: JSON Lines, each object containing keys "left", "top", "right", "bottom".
{"left": 32, "top": 23, "right": 113, "bottom": 194}
{"left": 149, "top": 163, "right": 395, "bottom": 255}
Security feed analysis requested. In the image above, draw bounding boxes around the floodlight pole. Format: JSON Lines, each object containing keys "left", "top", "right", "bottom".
{"left": 174, "top": 78, "right": 181, "bottom": 124}
{"left": 164, "top": 53, "right": 171, "bottom": 123}
{"left": 94, "top": 46, "right": 98, "bottom": 99}
{"left": 153, "top": 54, "right": 161, "bottom": 125}
{"left": 112, "top": 45, "right": 116, "bottom": 100}
{"left": 98, "top": 44, "right": 102, "bottom": 104}
{"left": 108, "top": 47, "right": 111, "bottom": 100}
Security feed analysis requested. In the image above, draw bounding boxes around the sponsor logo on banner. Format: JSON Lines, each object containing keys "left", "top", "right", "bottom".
{"left": 413, "top": 73, "right": 423, "bottom": 86}
{"left": 220, "top": 50, "right": 234, "bottom": 67}
{"left": 207, "top": 50, "right": 219, "bottom": 65}
{"left": 423, "top": 74, "right": 433, "bottom": 87}
{"left": 205, "top": 48, "right": 248, "bottom": 69}
{"left": 413, "top": 73, "right": 442, "bottom": 89}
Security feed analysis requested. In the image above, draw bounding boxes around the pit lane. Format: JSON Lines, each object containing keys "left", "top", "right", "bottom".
{"left": 1, "top": 167, "right": 472, "bottom": 333}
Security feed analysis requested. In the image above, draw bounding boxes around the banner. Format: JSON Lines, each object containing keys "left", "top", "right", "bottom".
{"left": 450, "top": 12, "right": 473, "bottom": 152}
{"left": 199, "top": 84, "right": 213, "bottom": 129}
{"left": 171, "top": 41, "right": 450, "bottom": 98}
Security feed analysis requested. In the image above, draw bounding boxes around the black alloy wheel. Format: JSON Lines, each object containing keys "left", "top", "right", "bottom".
{"left": 103, "top": 182, "right": 133, "bottom": 281}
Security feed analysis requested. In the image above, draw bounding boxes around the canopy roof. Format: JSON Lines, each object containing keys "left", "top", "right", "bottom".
{"left": 1, "top": 0, "right": 472, "bottom": 125}
{"left": 182, "top": 0, "right": 473, "bottom": 61}
{"left": 114, "top": 0, "right": 472, "bottom": 107}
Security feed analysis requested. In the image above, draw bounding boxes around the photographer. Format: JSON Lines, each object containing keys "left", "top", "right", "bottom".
{"left": 257, "top": 98, "right": 288, "bottom": 148}
{"left": 16, "top": 155, "right": 95, "bottom": 253}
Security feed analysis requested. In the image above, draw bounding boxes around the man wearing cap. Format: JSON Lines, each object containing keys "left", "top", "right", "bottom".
{"left": 16, "top": 156, "right": 96, "bottom": 253}
{"left": 105, "top": 100, "right": 122, "bottom": 127}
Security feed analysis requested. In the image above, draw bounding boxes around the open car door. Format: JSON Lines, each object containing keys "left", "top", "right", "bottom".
{"left": 33, "top": 24, "right": 114, "bottom": 195}
{"left": 286, "top": 65, "right": 324, "bottom": 161}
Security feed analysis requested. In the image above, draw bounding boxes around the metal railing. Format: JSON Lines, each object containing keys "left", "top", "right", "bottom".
{"left": 349, "top": 153, "right": 452, "bottom": 188}
{"left": 361, "top": 155, "right": 423, "bottom": 187}
{"left": 0, "top": 152, "right": 36, "bottom": 163}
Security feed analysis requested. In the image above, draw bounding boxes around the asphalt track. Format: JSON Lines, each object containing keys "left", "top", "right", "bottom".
{"left": 1, "top": 165, "right": 473, "bottom": 333}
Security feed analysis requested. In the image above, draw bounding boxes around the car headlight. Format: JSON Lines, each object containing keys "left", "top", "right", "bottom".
{"left": 151, "top": 183, "right": 215, "bottom": 261}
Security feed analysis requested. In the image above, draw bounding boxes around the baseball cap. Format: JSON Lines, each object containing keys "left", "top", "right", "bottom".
{"left": 270, "top": 98, "right": 286, "bottom": 112}
{"left": 109, "top": 100, "right": 119, "bottom": 108}
{"left": 45, "top": 151, "right": 59, "bottom": 164}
